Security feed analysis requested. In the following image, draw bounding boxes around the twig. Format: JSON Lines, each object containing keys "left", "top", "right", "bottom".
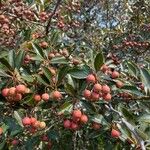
{"left": 107, "top": 104, "right": 146, "bottom": 150}
{"left": 45, "top": 0, "right": 62, "bottom": 35}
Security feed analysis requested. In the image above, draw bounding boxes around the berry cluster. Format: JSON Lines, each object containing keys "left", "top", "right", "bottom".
{"left": 48, "top": 49, "right": 69, "bottom": 59}
{"left": 83, "top": 74, "right": 112, "bottom": 102}
{"left": 1, "top": 84, "right": 29, "bottom": 102}
{"left": 63, "top": 109, "right": 88, "bottom": 130}
{"left": 22, "top": 116, "right": 46, "bottom": 132}
{"left": 33, "top": 90, "right": 62, "bottom": 103}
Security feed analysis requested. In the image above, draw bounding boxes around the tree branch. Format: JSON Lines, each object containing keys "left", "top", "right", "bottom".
{"left": 45, "top": 0, "right": 62, "bottom": 35}
{"left": 107, "top": 104, "right": 146, "bottom": 150}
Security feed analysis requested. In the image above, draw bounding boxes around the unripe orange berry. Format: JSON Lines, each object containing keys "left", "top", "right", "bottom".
{"left": 0, "top": 127, "right": 3, "bottom": 135}
{"left": 33, "top": 121, "right": 41, "bottom": 128}
{"left": 39, "top": 121, "right": 46, "bottom": 129}
{"left": 80, "top": 114, "right": 88, "bottom": 123}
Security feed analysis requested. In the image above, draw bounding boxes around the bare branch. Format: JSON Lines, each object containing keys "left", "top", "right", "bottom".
{"left": 45, "top": 0, "right": 62, "bottom": 35}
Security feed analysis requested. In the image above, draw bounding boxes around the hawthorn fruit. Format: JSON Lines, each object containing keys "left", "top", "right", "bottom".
{"left": 111, "top": 129, "right": 121, "bottom": 138}
{"left": 86, "top": 74, "right": 96, "bottom": 84}
{"left": 42, "top": 93, "right": 49, "bottom": 101}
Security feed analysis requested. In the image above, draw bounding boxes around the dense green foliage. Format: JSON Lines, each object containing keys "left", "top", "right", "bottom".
{"left": 0, "top": 0, "right": 150, "bottom": 150}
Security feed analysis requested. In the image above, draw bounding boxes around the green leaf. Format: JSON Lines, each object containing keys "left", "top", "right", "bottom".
{"left": 64, "top": 83, "right": 76, "bottom": 96}
{"left": 13, "top": 111, "right": 23, "bottom": 127}
{"left": 8, "top": 50, "right": 15, "bottom": 68}
{"left": 32, "top": 43, "right": 44, "bottom": 58}
{"left": 35, "top": 74, "right": 49, "bottom": 86}
{"left": 57, "top": 66, "right": 70, "bottom": 84}
{"left": 68, "top": 65, "right": 90, "bottom": 79}
{"left": 127, "top": 61, "right": 139, "bottom": 78}
{"left": 140, "top": 68, "right": 150, "bottom": 95}
{"left": 94, "top": 52, "right": 104, "bottom": 72}
{"left": 135, "top": 128, "right": 149, "bottom": 140}
{"left": 92, "top": 114, "right": 108, "bottom": 126}
{"left": 0, "top": 69, "right": 11, "bottom": 77}
{"left": 15, "top": 50, "right": 25, "bottom": 69}
{"left": 58, "top": 101, "right": 73, "bottom": 114}
{"left": 0, "top": 140, "right": 6, "bottom": 150}
{"left": 21, "top": 75, "right": 34, "bottom": 83}
{"left": 47, "top": 130, "right": 59, "bottom": 140}
{"left": 121, "top": 85, "right": 144, "bottom": 96}
{"left": 119, "top": 107, "right": 135, "bottom": 124}
{"left": 0, "top": 57, "right": 13, "bottom": 71}
{"left": 42, "top": 66, "right": 52, "bottom": 82}
{"left": 51, "top": 30, "right": 60, "bottom": 44}
{"left": 25, "top": 135, "right": 40, "bottom": 150}
{"left": 138, "top": 114, "right": 150, "bottom": 124}
{"left": 51, "top": 56, "right": 68, "bottom": 64}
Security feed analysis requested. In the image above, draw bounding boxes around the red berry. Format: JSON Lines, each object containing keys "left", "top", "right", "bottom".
{"left": 1, "top": 88, "right": 9, "bottom": 97}
{"left": 12, "top": 139, "right": 19, "bottom": 145}
{"left": 14, "top": 93, "right": 22, "bottom": 101}
{"left": 101, "top": 64, "right": 108, "bottom": 72}
{"left": 34, "top": 94, "right": 41, "bottom": 102}
{"left": 116, "top": 81, "right": 123, "bottom": 88}
{"left": 92, "top": 122, "right": 101, "bottom": 130}
{"left": 16, "top": 84, "right": 26, "bottom": 94}
{"left": 91, "top": 92, "right": 99, "bottom": 101}
{"left": 22, "top": 117, "right": 31, "bottom": 126}
{"left": 41, "top": 135, "right": 49, "bottom": 142}
{"left": 52, "top": 91, "right": 62, "bottom": 100}
{"left": 72, "top": 110, "right": 82, "bottom": 119}
{"left": 42, "top": 93, "right": 49, "bottom": 101}
{"left": 8, "top": 87, "right": 16, "bottom": 96}
{"left": 111, "top": 71, "right": 120, "bottom": 79}
{"left": 102, "top": 85, "right": 110, "bottom": 93}
{"left": 63, "top": 120, "right": 71, "bottom": 128}
{"left": 93, "top": 83, "right": 102, "bottom": 92}
{"left": 80, "top": 114, "right": 88, "bottom": 123}
{"left": 111, "top": 129, "right": 121, "bottom": 138}
{"left": 40, "top": 41, "right": 48, "bottom": 49}
{"left": 71, "top": 122, "right": 78, "bottom": 130}
{"left": 83, "top": 89, "right": 91, "bottom": 99}
{"left": 0, "top": 127, "right": 3, "bottom": 135}
{"left": 86, "top": 74, "right": 96, "bottom": 84}
{"left": 30, "top": 117, "right": 37, "bottom": 125}
{"left": 103, "top": 93, "right": 112, "bottom": 101}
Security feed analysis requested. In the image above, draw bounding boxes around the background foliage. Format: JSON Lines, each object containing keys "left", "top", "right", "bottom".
{"left": 0, "top": 0, "right": 150, "bottom": 150}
